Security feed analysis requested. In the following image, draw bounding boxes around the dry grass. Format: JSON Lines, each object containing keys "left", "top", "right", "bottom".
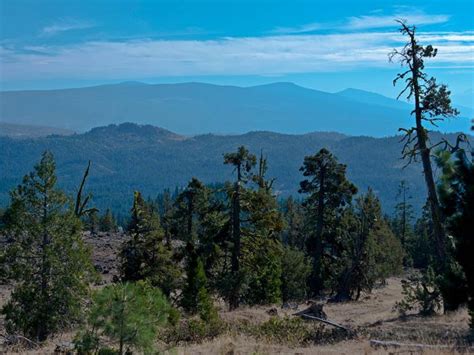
{"left": 0, "top": 233, "right": 472, "bottom": 354}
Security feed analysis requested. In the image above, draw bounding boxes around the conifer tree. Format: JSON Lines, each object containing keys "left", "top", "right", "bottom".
{"left": 333, "top": 189, "right": 403, "bottom": 301}
{"left": 100, "top": 208, "right": 117, "bottom": 232}
{"left": 241, "top": 153, "right": 284, "bottom": 304}
{"left": 223, "top": 146, "right": 256, "bottom": 309}
{"left": 299, "top": 148, "right": 357, "bottom": 296}
{"left": 1, "top": 152, "right": 96, "bottom": 341}
{"left": 74, "top": 281, "right": 172, "bottom": 354}
{"left": 390, "top": 21, "right": 465, "bottom": 269}
{"left": 120, "top": 191, "right": 180, "bottom": 297}
{"left": 282, "top": 196, "right": 306, "bottom": 250}
{"left": 437, "top": 150, "right": 474, "bottom": 325}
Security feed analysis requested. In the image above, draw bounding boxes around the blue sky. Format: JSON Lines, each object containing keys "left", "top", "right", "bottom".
{"left": 1, "top": 0, "right": 473, "bottom": 100}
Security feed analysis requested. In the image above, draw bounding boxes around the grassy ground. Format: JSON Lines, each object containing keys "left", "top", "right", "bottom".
{"left": 0, "top": 233, "right": 472, "bottom": 354}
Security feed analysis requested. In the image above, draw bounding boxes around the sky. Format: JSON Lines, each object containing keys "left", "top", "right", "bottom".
{"left": 0, "top": 0, "right": 473, "bottom": 99}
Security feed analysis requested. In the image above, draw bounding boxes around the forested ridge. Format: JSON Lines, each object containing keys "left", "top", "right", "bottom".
{"left": 0, "top": 122, "right": 470, "bottom": 217}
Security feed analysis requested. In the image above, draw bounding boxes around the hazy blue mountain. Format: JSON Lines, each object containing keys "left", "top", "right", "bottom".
{"left": 0, "top": 122, "right": 74, "bottom": 138}
{"left": 0, "top": 123, "right": 470, "bottom": 217}
{"left": 1, "top": 82, "right": 470, "bottom": 137}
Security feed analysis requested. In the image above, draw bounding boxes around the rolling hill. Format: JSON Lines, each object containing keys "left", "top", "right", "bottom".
{"left": 0, "top": 122, "right": 470, "bottom": 217}
{"left": 1, "top": 82, "right": 471, "bottom": 137}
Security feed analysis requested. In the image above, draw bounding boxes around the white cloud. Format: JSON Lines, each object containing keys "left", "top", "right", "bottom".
{"left": 346, "top": 13, "right": 450, "bottom": 30}
{"left": 41, "top": 19, "right": 95, "bottom": 36}
{"left": 270, "top": 23, "right": 323, "bottom": 34}
{"left": 1, "top": 31, "right": 472, "bottom": 82}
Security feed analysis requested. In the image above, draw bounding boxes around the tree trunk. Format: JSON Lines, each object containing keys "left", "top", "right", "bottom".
{"left": 38, "top": 191, "right": 50, "bottom": 342}
{"left": 409, "top": 35, "right": 446, "bottom": 267}
{"left": 229, "top": 166, "right": 242, "bottom": 310}
{"left": 310, "top": 168, "right": 325, "bottom": 296}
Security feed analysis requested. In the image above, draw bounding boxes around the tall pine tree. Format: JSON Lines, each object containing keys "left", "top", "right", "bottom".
{"left": 299, "top": 148, "right": 357, "bottom": 296}
{"left": 1, "top": 152, "right": 96, "bottom": 341}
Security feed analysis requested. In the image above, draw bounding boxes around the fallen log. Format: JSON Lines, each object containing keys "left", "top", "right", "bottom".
{"left": 370, "top": 339, "right": 474, "bottom": 352}
{"left": 294, "top": 313, "right": 354, "bottom": 333}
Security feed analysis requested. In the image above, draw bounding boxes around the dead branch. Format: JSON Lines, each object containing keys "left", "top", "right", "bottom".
{"left": 294, "top": 313, "right": 354, "bottom": 333}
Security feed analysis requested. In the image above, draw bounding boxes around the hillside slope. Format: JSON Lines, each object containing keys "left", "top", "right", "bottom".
{"left": 1, "top": 123, "right": 470, "bottom": 216}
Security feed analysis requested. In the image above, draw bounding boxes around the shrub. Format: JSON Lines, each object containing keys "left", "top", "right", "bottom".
{"left": 74, "top": 281, "right": 172, "bottom": 354}
{"left": 395, "top": 268, "right": 442, "bottom": 316}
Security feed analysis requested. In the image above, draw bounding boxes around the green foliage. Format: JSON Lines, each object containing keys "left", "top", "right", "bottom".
{"left": 333, "top": 190, "right": 403, "bottom": 301}
{"left": 74, "top": 281, "right": 172, "bottom": 354}
{"left": 299, "top": 148, "right": 357, "bottom": 296}
{"left": 240, "top": 179, "right": 284, "bottom": 305}
{"left": 437, "top": 149, "right": 474, "bottom": 324}
{"left": 182, "top": 256, "right": 218, "bottom": 323}
{"left": 281, "top": 196, "right": 306, "bottom": 250}
{"left": 160, "top": 317, "right": 226, "bottom": 345}
{"left": 391, "top": 180, "right": 415, "bottom": 265}
{"left": 240, "top": 317, "right": 348, "bottom": 346}
{"left": 1, "top": 151, "right": 96, "bottom": 341}
{"left": 395, "top": 268, "right": 442, "bottom": 316}
{"left": 100, "top": 208, "right": 118, "bottom": 232}
{"left": 281, "top": 247, "right": 311, "bottom": 302}
{"left": 120, "top": 191, "right": 181, "bottom": 297}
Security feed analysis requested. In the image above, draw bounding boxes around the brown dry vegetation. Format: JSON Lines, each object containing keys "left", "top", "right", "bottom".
{"left": 1, "top": 232, "right": 472, "bottom": 354}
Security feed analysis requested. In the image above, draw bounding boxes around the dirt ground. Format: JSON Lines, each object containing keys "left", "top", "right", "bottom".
{"left": 0, "top": 232, "right": 472, "bottom": 354}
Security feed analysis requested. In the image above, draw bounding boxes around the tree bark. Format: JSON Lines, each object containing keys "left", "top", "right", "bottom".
{"left": 229, "top": 165, "right": 242, "bottom": 310}
{"left": 409, "top": 34, "right": 447, "bottom": 266}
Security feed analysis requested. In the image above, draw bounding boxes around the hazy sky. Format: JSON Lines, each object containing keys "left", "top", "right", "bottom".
{"left": 1, "top": 0, "right": 473, "bottom": 98}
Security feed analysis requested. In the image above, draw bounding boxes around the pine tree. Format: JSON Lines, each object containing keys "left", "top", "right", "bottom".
{"left": 333, "top": 189, "right": 403, "bottom": 301}
{"left": 438, "top": 150, "right": 474, "bottom": 325}
{"left": 392, "top": 180, "right": 415, "bottom": 265}
{"left": 390, "top": 21, "right": 465, "bottom": 270}
{"left": 1, "top": 152, "right": 96, "bottom": 341}
{"left": 223, "top": 146, "right": 256, "bottom": 309}
{"left": 100, "top": 208, "right": 117, "bottom": 232}
{"left": 240, "top": 153, "right": 284, "bottom": 305}
{"left": 120, "top": 191, "right": 180, "bottom": 297}
{"left": 282, "top": 196, "right": 306, "bottom": 250}
{"left": 299, "top": 148, "right": 357, "bottom": 296}
{"left": 281, "top": 246, "right": 311, "bottom": 302}
{"left": 74, "top": 281, "right": 172, "bottom": 354}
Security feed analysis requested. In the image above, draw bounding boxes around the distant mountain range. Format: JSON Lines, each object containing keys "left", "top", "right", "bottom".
{"left": 1, "top": 122, "right": 471, "bottom": 216}
{"left": 1, "top": 82, "right": 471, "bottom": 137}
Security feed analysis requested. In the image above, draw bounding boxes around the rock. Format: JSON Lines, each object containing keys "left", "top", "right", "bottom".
{"left": 267, "top": 307, "right": 278, "bottom": 316}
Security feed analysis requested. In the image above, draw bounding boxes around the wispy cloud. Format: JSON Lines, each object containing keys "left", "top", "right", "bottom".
{"left": 270, "top": 10, "right": 450, "bottom": 34}
{"left": 41, "top": 18, "right": 95, "bottom": 36}
{"left": 2, "top": 31, "right": 472, "bottom": 82}
{"left": 270, "top": 23, "right": 323, "bottom": 34}
{"left": 346, "top": 13, "right": 450, "bottom": 30}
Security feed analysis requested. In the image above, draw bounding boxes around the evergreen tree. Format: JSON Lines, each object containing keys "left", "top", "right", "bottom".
{"left": 281, "top": 246, "right": 311, "bottom": 302}
{"left": 390, "top": 21, "right": 464, "bottom": 270}
{"left": 411, "top": 201, "right": 436, "bottom": 269}
{"left": 333, "top": 189, "right": 403, "bottom": 301}
{"left": 282, "top": 196, "right": 306, "bottom": 250}
{"left": 299, "top": 148, "right": 357, "bottom": 296}
{"left": 100, "top": 208, "right": 117, "bottom": 232}
{"left": 1, "top": 152, "right": 96, "bottom": 341}
{"left": 438, "top": 150, "right": 474, "bottom": 325}
{"left": 223, "top": 146, "right": 256, "bottom": 309}
{"left": 392, "top": 181, "right": 415, "bottom": 265}
{"left": 74, "top": 281, "right": 172, "bottom": 354}
{"left": 85, "top": 209, "right": 100, "bottom": 236}
{"left": 239, "top": 154, "right": 284, "bottom": 304}
{"left": 120, "top": 192, "right": 180, "bottom": 297}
